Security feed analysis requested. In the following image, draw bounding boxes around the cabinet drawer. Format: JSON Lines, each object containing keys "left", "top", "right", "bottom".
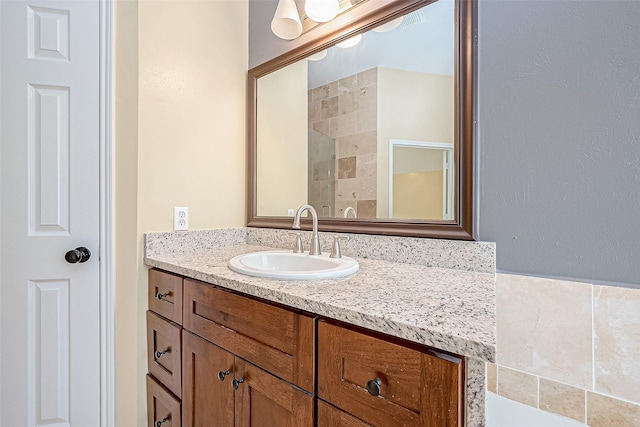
{"left": 149, "top": 269, "right": 183, "bottom": 325}
{"left": 318, "top": 321, "right": 463, "bottom": 427}
{"left": 147, "top": 311, "right": 182, "bottom": 398}
{"left": 183, "top": 278, "right": 315, "bottom": 392}
{"left": 318, "top": 400, "right": 373, "bottom": 427}
{"left": 147, "top": 375, "right": 181, "bottom": 427}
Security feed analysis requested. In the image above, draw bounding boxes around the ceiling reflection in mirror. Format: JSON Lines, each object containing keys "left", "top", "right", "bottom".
{"left": 257, "top": 0, "right": 455, "bottom": 221}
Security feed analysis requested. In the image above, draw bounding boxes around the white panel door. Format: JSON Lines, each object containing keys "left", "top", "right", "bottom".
{"left": 0, "top": 0, "right": 101, "bottom": 426}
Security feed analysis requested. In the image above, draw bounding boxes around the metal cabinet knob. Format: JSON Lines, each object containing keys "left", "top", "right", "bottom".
{"left": 154, "top": 416, "right": 169, "bottom": 427}
{"left": 232, "top": 377, "right": 244, "bottom": 390}
{"left": 64, "top": 247, "right": 91, "bottom": 263}
{"left": 365, "top": 378, "right": 382, "bottom": 397}
{"left": 156, "top": 292, "right": 169, "bottom": 301}
{"left": 218, "top": 370, "right": 230, "bottom": 381}
{"left": 154, "top": 349, "right": 168, "bottom": 360}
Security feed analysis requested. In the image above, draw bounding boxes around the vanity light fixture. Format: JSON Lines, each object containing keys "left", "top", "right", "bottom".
{"left": 336, "top": 33, "right": 362, "bottom": 48}
{"left": 271, "top": 0, "right": 303, "bottom": 40}
{"left": 304, "top": 0, "right": 340, "bottom": 23}
{"left": 307, "top": 49, "right": 328, "bottom": 61}
{"left": 373, "top": 16, "right": 403, "bottom": 32}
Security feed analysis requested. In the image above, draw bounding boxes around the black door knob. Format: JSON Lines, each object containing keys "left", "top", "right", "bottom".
{"left": 65, "top": 247, "right": 91, "bottom": 264}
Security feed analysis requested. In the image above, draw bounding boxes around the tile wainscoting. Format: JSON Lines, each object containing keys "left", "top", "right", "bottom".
{"left": 489, "top": 274, "right": 640, "bottom": 426}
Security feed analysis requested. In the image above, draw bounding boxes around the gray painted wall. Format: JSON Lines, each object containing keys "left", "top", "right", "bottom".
{"left": 249, "top": 0, "right": 640, "bottom": 286}
{"left": 249, "top": 0, "right": 287, "bottom": 68}
{"left": 478, "top": 1, "right": 640, "bottom": 286}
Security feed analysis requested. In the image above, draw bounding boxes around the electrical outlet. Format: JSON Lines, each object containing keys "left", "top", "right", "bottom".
{"left": 287, "top": 209, "right": 294, "bottom": 217}
{"left": 173, "top": 207, "right": 189, "bottom": 231}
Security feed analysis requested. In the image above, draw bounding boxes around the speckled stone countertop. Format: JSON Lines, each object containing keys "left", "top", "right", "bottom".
{"left": 144, "top": 230, "right": 496, "bottom": 362}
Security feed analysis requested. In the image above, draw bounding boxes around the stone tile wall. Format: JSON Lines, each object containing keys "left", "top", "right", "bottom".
{"left": 308, "top": 68, "right": 378, "bottom": 218}
{"left": 489, "top": 274, "right": 640, "bottom": 426}
{"left": 307, "top": 129, "right": 335, "bottom": 216}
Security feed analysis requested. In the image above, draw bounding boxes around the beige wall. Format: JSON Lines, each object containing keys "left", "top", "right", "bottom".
{"left": 257, "top": 59, "right": 308, "bottom": 216}
{"left": 376, "top": 68, "right": 454, "bottom": 217}
{"left": 114, "top": 0, "right": 139, "bottom": 424}
{"left": 393, "top": 171, "right": 443, "bottom": 220}
{"left": 391, "top": 146, "right": 447, "bottom": 220}
{"left": 115, "top": 0, "right": 248, "bottom": 424}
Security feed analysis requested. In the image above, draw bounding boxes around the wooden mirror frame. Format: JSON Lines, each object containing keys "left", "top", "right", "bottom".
{"left": 247, "top": 0, "right": 476, "bottom": 240}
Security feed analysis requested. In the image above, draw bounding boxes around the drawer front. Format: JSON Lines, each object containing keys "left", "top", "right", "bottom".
{"left": 183, "top": 278, "right": 315, "bottom": 392}
{"left": 318, "top": 400, "right": 373, "bottom": 427}
{"left": 147, "top": 375, "right": 181, "bottom": 427}
{"left": 318, "top": 321, "right": 463, "bottom": 427}
{"left": 149, "top": 269, "right": 183, "bottom": 325}
{"left": 147, "top": 311, "right": 182, "bottom": 398}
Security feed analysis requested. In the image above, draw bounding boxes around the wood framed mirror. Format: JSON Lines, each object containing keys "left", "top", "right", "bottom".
{"left": 248, "top": 0, "right": 475, "bottom": 239}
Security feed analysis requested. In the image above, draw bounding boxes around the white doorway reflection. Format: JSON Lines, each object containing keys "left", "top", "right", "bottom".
{"left": 388, "top": 140, "right": 454, "bottom": 220}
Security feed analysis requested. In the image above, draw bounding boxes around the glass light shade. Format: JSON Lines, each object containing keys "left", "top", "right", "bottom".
{"left": 336, "top": 33, "right": 362, "bottom": 48}
{"left": 307, "top": 49, "right": 328, "bottom": 61}
{"left": 271, "top": 0, "right": 303, "bottom": 40}
{"left": 304, "top": 0, "right": 339, "bottom": 23}
{"left": 373, "top": 16, "right": 403, "bottom": 33}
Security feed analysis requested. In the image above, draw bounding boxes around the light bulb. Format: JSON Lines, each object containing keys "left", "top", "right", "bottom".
{"left": 373, "top": 16, "right": 403, "bottom": 33}
{"left": 307, "top": 50, "right": 328, "bottom": 61}
{"left": 336, "top": 33, "right": 362, "bottom": 49}
{"left": 304, "top": 0, "right": 339, "bottom": 23}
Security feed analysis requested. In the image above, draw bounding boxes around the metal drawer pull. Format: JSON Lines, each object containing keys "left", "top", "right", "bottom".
{"left": 154, "top": 416, "right": 169, "bottom": 427}
{"left": 154, "top": 349, "right": 169, "bottom": 360}
{"left": 365, "top": 378, "right": 382, "bottom": 397}
{"left": 232, "top": 377, "right": 244, "bottom": 390}
{"left": 218, "top": 370, "right": 230, "bottom": 381}
{"left": 156, "top": 292, "right": 169, "bottom": 301}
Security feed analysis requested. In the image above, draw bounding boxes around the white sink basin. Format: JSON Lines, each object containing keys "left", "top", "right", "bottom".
{"left": 228, "top": 250, "right": 359, "bottom": 280}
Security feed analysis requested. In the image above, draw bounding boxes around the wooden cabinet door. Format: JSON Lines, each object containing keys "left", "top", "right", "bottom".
{"left": 234, "top": 359, "right": 314, "bottom": 427}
{"left": 182, "top": 331, "right": 234, "bottom": 427}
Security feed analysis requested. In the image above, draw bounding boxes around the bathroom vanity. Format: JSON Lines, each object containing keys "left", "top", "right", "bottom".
{"left": 144, "top": 228, "right": 495, "bottom": 427}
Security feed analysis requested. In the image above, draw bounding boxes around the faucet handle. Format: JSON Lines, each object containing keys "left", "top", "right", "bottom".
{"left": 330, "top": 235, "right": 349, "bottom": 259}
{"left": 288, "top": 232, "right": 303, "bottom": 253}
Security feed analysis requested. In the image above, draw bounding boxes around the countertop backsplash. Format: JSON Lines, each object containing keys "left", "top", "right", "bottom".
{"left": 146, "top": 227, "right": 495, "bottom": 274}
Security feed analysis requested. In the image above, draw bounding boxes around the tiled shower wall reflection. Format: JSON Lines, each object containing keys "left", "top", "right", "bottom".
{"left": 307, "top": 130, "right": 335, "bottom": 217}
{"left": 490, "top": 274, "right": 640, "bottom": 426}
{"left": 308, "top": 68, "right": 378, "bottom": 218}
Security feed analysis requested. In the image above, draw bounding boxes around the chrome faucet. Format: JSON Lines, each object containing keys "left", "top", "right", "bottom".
{"left": 343, "top": 206, "right": 357, "bottom": 218}
{"left": 292, "top": 204, "right": 321, "bottom": 255}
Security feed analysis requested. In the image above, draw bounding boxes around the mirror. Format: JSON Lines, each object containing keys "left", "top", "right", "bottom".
{"left": 248, "top": 0, "right": 475, "bottom": 239}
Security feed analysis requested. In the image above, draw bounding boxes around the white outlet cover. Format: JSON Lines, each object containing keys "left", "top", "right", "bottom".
{"left": 173, "top": 207, "right": 189, "bottom": 231}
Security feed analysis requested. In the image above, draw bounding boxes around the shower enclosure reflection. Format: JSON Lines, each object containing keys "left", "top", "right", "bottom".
{"left": 308, "top": 129, "right": 336, "bottom": 217}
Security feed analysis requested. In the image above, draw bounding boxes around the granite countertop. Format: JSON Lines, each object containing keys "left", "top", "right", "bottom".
{"left": 144, "top": 243, "right": 496, "bottom": 362}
